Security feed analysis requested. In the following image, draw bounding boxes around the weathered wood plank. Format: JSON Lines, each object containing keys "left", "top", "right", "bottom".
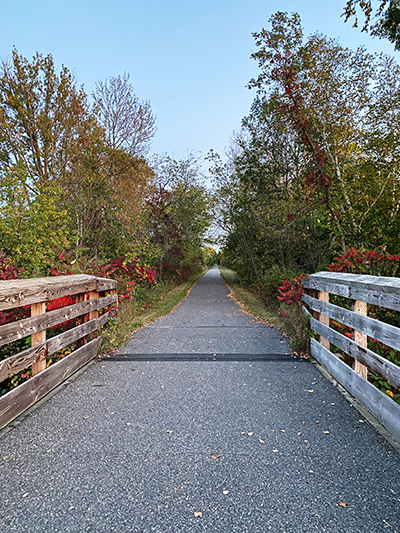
{"left": 31, "top": 302, "right": 47, "bottom": 376}
{"left": 319, "top": 291, "right": 330, "bottom": 350}
{"left": 311, "top": 338, "right": 400, "bottom": 444}
{"left": 89, "top": 291, "right": 99, "bottom": 340}
{"left": 0, "top": 337, "right": 102, "bottom": 430}
{"left": 0, "top": 275, "right": 97, "bottom": 311}
{"left": 353, "top": 300, "right": 368, "bottom": 379}
{"left": 303, "top": 272, "right": 400, "bottom": 311}
{"left": 0, "top": 294, "right": 117, "bottom": 348}
{"left": 310, "top": 318, "right": 400, "bottom": 390}
{"left": 96, "top": 277, "right": 118, "bottom": 291}
{"left": 303, "top": 293, "right": 400, "bottom": 352}
{"left": 0, "top": 313, "right": 110, "bottom": 382}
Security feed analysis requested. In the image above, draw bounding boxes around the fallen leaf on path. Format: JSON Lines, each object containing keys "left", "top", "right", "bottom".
{"left": 194, "top": 512, "right": 202, "bottom": 518}
{"left": 339, "top": 502, "right": 347, "bottom": 508}
{"left": 211, "top": 455, "right": 221, "bottom": 460}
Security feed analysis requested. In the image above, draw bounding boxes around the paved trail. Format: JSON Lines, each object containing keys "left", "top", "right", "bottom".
{"left": 1, "top": 266, "right": 400, "bottom": 532}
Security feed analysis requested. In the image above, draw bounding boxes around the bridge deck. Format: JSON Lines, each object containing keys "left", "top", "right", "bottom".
{"left": 1, "top": 266, "right": 399, "bottom": 532}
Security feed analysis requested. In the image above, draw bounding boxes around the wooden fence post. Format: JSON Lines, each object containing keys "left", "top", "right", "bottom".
{"left": 75, "top": 293, "right": 87, "bottom": 347}
{"left": 89, "top": 290, "right": 99, "bottom": 340}
{"left": 318, "top": 291, "right": 330, "bottom": 351}
{"left": 352, "top": 299, "right": 368, "bottom": 379}
{"left": 31, "top": 302, "right": 47, "bottom": 376}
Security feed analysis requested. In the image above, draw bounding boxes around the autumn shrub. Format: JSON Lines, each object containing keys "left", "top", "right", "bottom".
{"left": 0, "top": 254, "right": 28, "bottom": 332}
{"left": 161, "top": 256, "right": 202, "bottom": 284}
{"left": 328, "top": 247, "right": 400, "bottom": 277}
{"left": 255, "top": 266, "right": 289, "bottom": 302}
{"left": 278, "top": 273, "right": 308, "bottom": 306}
{"left": 96, "top": 256, "right": 156, "bottom": 301}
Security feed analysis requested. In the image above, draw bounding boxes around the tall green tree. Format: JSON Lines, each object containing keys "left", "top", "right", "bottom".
{"left": 343, "top": 1, "right": 400, "bottom": 50}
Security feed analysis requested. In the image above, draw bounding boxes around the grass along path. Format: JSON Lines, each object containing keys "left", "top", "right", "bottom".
{"left": 100, "top": 267, "right": 210, "bottom": 355}
{"left": 218, "top": 265, "right": 310, "bottom": 355}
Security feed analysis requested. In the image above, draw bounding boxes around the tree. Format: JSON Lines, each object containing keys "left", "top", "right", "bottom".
{"left": 0, "top": 48, "right": 89, "bottom": 190}
{"left": 147, "top": 154, "right": 212, "bottom": 281}
{"left": 93, "top": 73, "right": 156, "bottom": 157}
{"left": 343, "top": 0, "right": 400, "bottom": 50}
{"left": 0, "top": 48, "right": 90, "bottom": 271}
{"left": 214, "top": 11, "right": 400, "bottom": 282}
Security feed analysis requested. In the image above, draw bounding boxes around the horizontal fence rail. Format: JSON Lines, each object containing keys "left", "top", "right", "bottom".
{"left": 303, "top": 272, "right": 400, "bottom": 443}
{"left": 0, "top": 274, "right": 117, "bottom": 429}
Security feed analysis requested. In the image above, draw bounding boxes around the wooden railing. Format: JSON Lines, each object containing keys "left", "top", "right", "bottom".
{"left": 0, "top": 274, "right": 117, "bottom": 429}
{"left": 302, "top": 272, "right": 400, "bottom": 443}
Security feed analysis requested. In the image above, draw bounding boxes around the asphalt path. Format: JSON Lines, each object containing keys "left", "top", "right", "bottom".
{"left": 1, "top": 266, "right": 400, "bottom": 532}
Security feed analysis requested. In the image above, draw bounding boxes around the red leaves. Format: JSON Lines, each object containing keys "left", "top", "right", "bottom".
{"left": 328, "top": 248, "right": 400, "bottom": 276}
{"left": 47, "top": 295, "right": 76, "bottom": 331}
{"left": 97, "top": 256, "right": 156, "bottom": 301}
{"left": 0, "top": 253, "right": 24, "bottom": 280}
{"left": 0, "top": 255, "right": 28, "bottom": 326}
{"left": 278, "top": 273, "right": 308, "bottom": 305}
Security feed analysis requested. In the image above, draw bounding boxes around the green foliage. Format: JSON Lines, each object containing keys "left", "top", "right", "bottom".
{"left": 0, "top": 49, "right": 212, "bottom": 276}
{"left": 213, "top": 13, "right": 400, "bottom": 284}
{"left": 343, "top": 1, "right": 400, "bottom": 50}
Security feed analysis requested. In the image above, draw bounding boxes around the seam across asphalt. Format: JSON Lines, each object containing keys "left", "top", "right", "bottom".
{"left": 1, "top": 266, "right": 400, "bottom": 533}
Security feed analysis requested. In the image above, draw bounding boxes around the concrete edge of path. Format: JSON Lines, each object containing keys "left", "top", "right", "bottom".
{"left": 311, "top": 358, "right": 400, "bottom": 456}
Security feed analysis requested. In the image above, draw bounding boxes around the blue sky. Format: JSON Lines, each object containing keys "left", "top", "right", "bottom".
{"left": 1, "top": 1, "right": 399, "bottom": 161}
